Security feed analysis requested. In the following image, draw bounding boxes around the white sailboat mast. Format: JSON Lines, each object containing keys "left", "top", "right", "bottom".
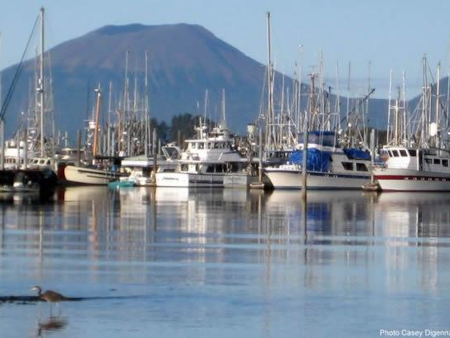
{"left": 387, "top": 69, "right": 393, "bottom": 145}
{"left": 335, "top": 61, "right": 340, "bottom": 134}
{"left": 402, "top": 71, "right": 407, "bottom": 143}
{"left": 447, "top": 41, "right": 450, "bottom": 129}
{"left": 421, "top": 56, "right": 428, "bottom": 147}
{"left": 436, "top": 62, "right": 440, "bottom": 147}
{"left": 346, "top": 62, "right": 351, "bottom": 132}
{"left": 93, "top": 85, "right": 102, "bottom": 159}
{"left": 266, "top": 12, "right": 274, "bottom": 150}
{"left": 144, "top": 50, "right": 150, "bottom": 158}
{"left": 107, "top": 81, "right": 112, "bottom": 156}
{"left": 39, "top": 7, "right": 45, "bottom": 157}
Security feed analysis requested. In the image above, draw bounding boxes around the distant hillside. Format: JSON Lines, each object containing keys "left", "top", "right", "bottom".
{"left": 1, "top": 23, "right": 391, "bottom": 141}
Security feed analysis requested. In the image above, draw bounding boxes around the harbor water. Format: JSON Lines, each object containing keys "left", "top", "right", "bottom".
{"left": 1, "top": 187, "right": 450, "bottom": 337}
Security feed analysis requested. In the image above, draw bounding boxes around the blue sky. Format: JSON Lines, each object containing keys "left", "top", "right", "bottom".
{"left": 1, "top": 0, "right": 450, "bottom": 98}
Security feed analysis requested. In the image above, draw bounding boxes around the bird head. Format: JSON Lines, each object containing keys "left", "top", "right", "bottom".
{"left": 31, "top": 285, "right": 42, "bottom": 293}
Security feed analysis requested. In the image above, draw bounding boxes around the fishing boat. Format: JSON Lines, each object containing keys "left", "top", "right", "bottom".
{"left": 264, "top": 131, "right": 371, "bottom": 189}
{"left": 0, "top": 168, "right": 57, "bottom": 194}
{"left": 63, "top": 83, "right": 126, "bottom": 185}
{"left": 156, "top": 120, "right": 257, "bottom": 188}
{"left": 373, "top": 146, "right": 450, "bottom": 191}
{"left": 64, "top": 164, "right": 123, "bottom": 185}
{"left": 373, "top": 57, "right": 450, "bottom": 192}
{"left": 120, "top": 143, "right": 181, "bottom": 186}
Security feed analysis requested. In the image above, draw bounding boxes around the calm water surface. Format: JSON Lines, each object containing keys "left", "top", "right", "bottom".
{"left": 1, "top": 187, "right": 450, "bottom": 337}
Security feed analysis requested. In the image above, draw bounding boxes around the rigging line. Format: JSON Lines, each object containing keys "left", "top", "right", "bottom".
{"left": 339, "top": 88, "right": 375, "bottom": 125}
{"left": 0, "top": 15, "right": 39, "bottom": 121}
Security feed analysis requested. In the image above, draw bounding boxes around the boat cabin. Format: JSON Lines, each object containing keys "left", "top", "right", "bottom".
{"left": 380, "top": 146, "right": 450, "bottom": 173}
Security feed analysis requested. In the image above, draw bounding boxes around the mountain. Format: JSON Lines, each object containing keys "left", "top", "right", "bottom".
{"left": 1, "top": 23, "right": 390, "bottom": 141}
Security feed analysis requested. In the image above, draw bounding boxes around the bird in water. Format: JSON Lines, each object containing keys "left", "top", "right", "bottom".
{"left": 31, "top": 286, "right": 67, "bottom": 303}
{"left": 31, "top": 286, "right": 67, "bottom": 314}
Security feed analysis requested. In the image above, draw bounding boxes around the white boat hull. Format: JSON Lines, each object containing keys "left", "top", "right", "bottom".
{"left": 374, "top": 167, "right": 450, "bottom": 191}
{"left": 265, "top": 168, "right": 370, "bottom": 190}
{"left": 64, "top": 165, "right": 122, "bottom": 185}
{"left": 156, "top": 172, "right": 256, "bottom": 188}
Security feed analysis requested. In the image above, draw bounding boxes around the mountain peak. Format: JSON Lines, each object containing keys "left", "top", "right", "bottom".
{"left": 1, "top": 22, "right": 265, "bottom": 138}
{"left": 91, "top": 23, "right": 213, "bottom": 38}
{"left": 95, "top": 24, "right": 149, "bottom": 36}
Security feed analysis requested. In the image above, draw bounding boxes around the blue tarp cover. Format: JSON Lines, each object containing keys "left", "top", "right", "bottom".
{"left": 288, "top": 148, "right": 331, "bottom": 172}
{"left": 343, "top": 148, "right": 371, "bottom": 160}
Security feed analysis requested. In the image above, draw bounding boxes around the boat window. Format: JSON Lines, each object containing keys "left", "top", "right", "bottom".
{"left": 356, "top": 163, "right": 368, "bottom": 171}
{"left": 434, "top": 159, "right": 441, "bottom": 165}
{"left": 342, "top": 162, "right": 353, "bottom": 170}
{"left": 181, "top": 164, "right": 188, "bottom": 172}
{"left": 408, "top": 149, "right": 417, "bottom": 157}
{"left": 425, "top": 158, "right": 432, "bottom": 164}
{"left": 191, "top": 143, "right": 197, "bottom": 149}
{"left": 392, "top": 150, "right": 400, "bottom": 157}
{"left": 388, "top": 150, "right": 393, "bottom": 157}
{"left": 198, "top": 143, "right": 204, "bottom": 149}
{"left": 206, "top": 165, "right": 214, "bottom": 173}
{"left": 443, "top": 159, "right": 449, "bottom": 167}
{"left": 399, "top": 150, "right": 408, "bottom": 157}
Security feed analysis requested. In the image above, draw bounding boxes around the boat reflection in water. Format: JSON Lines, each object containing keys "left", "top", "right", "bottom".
{"left": 2, "top": 187, "right": 450, "bottom": 336}
{"left": 374, "top": 192, "right": 450, "bottom": 292}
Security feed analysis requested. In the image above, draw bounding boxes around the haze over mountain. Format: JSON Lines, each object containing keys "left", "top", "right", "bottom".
{"left": 1, "top": 23, "right": 395, "bottom": 141}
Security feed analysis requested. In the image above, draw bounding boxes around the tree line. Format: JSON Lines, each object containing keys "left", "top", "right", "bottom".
{"left": 150, "top": 113, "right": 216, "bottom": 145}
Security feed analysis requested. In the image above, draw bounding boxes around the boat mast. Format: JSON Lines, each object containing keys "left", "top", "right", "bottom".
{"left": 335, "top": 61, "right": 340, "bottom": 136}
{"left": 107, "top": 81, "right": 112, "bottom": 156}
{"left": 402, "top": 71, "right": 407, "bottom": 144}
{"left": 39, "top": 7, "right": 45, "bottom": 157}
{"left": 266, "top": 12, "right": 274, "bottom": 150}
{"left": 421, "top": 56, "right": 428, "bottom": 147}
{"left": 436, "top": 62, "right": 440, "bottom": 148}
{"left": 387, "top": 69, "right": 393, "bottom": 145}
{"left": 365, "top": 61, "right": 371, "bottom": 146}
{"left": 297, "top": 45, "right": 303, "bottom": 133}
{"left": 203, "top": 89, "right": 208, "bottom": 129}
{"left": 221, "top": 88, "right": 226, "bottom": 128}
{"left": 447, "top": 41, "right": 450, "bottom": 130}
{"left": 346, "top": 62, "right": 351, "bottom": 133}
{"left": 144, "top": 50, "right": 149, "bottom": 158}
{"left": 93, "top": 85, "right": 102, "bottom": 160}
